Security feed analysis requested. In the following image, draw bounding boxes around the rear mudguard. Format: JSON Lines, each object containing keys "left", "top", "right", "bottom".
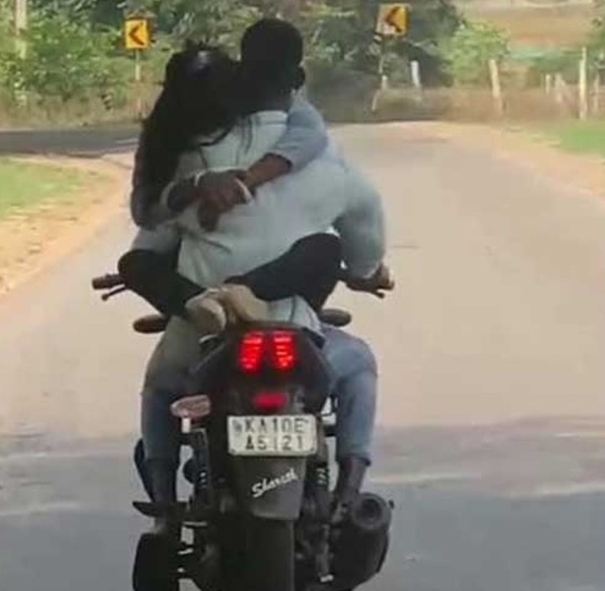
{"left": 231, "top": 456, "right": 307, "bottom": 519}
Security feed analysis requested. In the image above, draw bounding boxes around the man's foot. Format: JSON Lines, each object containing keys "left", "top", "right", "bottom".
{"left": 146, "top": 460, "right": 179, "bottom": 541}
{"left": 220, "top": 284, "right": 269, "bottom": 324}
{"left": 185, "top": 290, "right": 227, "bottom": 335}
{"left": 150, "top": 517, "right": 180, "bottom": 540}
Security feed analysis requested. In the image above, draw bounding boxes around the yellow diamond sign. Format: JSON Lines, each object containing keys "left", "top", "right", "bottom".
{"left": 376, "top": 4, "right": 408, "bottom": 36}
{"left": 125, "top": 18, "right": 150, "bottom": 50}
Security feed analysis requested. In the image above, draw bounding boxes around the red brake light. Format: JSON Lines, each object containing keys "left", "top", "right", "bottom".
{"left": 238, "top": 332, "right": 265, "bottom": 373}
{"left": 252, "top": 391, "right": 288, "bottom": 412}
{"left": 270, "top": 331, "right": 297, "bottom": 371}
{"left": 237, "top": 330, "right": 298, "bottom": 373}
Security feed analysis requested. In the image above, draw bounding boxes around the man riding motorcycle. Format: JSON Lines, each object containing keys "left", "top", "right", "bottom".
{"left": 127, "top": 19, "right": 392, "bottom": 538}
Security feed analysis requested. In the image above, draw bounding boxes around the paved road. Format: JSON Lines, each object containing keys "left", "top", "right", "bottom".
{"left": 0, "top": 125, "right": 138, "bottom": 156}
{"left": 1, "top": 124, "right": 604, "bottom": 591}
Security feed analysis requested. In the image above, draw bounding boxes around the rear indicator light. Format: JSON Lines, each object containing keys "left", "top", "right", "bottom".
{"left": 238, "top": 332, "right": 265, "bottom": 373}
{"left": 170, "top": 395, "right": 211, "bottom": 420}
{"left": 237, "top": 330, "right": 298, "bottom": 373}
{"left": 271, "top": 331, "right": 297, "bottom": 371}
{"left": 252, "top": 391, "right": 288, "bottom": 413}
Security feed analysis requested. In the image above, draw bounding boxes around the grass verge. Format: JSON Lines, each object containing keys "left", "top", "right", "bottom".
{"left": 0, "top": 158, "right": 98, "bottom": 219}
{"left": 541, "top": 121, "right": 605, "bottom": 156}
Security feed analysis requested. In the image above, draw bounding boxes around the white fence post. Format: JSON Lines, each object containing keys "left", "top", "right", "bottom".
{"left": 488, "top": 59, "right": 503, "bottom": 117}
{"left": 579, "top": 46, "right": 588, "bottom": 120}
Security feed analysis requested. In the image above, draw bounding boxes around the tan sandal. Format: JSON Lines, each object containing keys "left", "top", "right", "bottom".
{"left": 219, "top": 284, "right": 269, "bottom": 324}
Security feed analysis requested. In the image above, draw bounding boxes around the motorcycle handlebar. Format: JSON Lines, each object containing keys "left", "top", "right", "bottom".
{"left": 92, "top": 270, "right": 351, "bottom": 292}
{"left": 92, "top": 273, "right": 123, "bottom": 290}
{"left": 91, "top": 268, "right": 387, "bottom": 296}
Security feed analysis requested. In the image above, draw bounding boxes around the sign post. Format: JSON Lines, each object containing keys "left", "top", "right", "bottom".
{"left": 372, "top": 4, "right": 409, "bottom": 112}
{"left": 124, "top": 17, "right": 150, "bottom": 119}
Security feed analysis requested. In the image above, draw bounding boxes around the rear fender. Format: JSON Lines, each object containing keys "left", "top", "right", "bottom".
{"left": 231, "top": 457, "right": 307, "bottom": 520}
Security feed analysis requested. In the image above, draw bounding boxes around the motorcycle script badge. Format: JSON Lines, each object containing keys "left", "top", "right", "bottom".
{"left": 251, "top": 468, "right": 298, "bottom": 499}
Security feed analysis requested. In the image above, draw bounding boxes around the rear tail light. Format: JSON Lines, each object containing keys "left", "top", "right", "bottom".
{"left": 270, "top": 331, "right": 297, "bottom": 371}
{"left": 237, "top": 330, "right": 298, "bottom": 374}
{"left": 252, "top": 391, "right": 289, "bottom": 413}
{"left": 238, "top": 331, "right": 265, "bottom": 373}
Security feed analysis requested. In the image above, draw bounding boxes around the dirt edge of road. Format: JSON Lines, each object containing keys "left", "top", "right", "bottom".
{"left": 0, "top": 154, "right": 131, "bottom": 298}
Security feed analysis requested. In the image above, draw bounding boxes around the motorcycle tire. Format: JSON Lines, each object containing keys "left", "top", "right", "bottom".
{"left": 242, "top": 517, "right": 295, "bottom": 591}
{"left": 132, "top": 533, "right": 179, "bottom": 591}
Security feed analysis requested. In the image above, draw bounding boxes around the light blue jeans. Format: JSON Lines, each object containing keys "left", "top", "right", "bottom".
{"left": 141, "top": 325, "right": 377, "bottom": 465}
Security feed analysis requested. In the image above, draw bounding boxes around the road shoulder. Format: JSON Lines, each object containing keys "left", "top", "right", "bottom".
{"left": 0, "top": 154, "right": 131, "bottom": 297}
{"left": 411, "top": 122, "right": 605, "bottom": 200}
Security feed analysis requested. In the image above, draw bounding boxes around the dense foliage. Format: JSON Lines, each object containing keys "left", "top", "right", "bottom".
{"left": 0, "top": 0, "right": 464, "bottom": 118}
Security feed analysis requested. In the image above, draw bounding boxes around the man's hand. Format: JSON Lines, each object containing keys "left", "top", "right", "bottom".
{"left": 196, "top": 170, "right": 249, "bottom": 213}
{"left": 194, "top": 170, "right": 251, "bottom": 231}
{"left": 344, "top": 263, "right": 394, "bottom": 299}
{"left": 166, "top": 176, "right": 199, "bottom": 214}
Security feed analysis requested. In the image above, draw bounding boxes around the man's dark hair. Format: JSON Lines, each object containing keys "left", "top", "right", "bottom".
{"left": 239, "top": 18, "right": 306, "bottom": 95}
{"left": 241, "top": 18, "right": 303, "bottom": 69}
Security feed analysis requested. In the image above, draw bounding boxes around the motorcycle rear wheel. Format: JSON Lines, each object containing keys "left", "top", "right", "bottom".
{"left": 132, "top": 533, "right": 179, "bottom": 591}
{"left": 236, "top": 516, "right": 295, "bottom": 591}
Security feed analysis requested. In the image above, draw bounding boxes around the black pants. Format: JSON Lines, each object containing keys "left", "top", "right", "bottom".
{"left": 118, "top": 234, "right": 341, "bottom": 318}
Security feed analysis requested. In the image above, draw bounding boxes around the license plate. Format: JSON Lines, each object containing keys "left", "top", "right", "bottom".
{"left": 228, "top": 415, "right": 317, "bottom": 457}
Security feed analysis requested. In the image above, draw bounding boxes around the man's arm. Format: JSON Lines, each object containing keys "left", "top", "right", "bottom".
{"left": 241, "top": 95, "right": 328, "bottom": 191}
{"left": 272, "top": 94, "right": 328, "bottom": 172}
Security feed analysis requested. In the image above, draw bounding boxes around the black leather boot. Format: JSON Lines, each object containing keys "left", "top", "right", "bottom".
{"left": 147, "top": 459, "right": 179, "bottom": 538}
{"left": 333, "top": 455, "right": 369, "bottom": 521}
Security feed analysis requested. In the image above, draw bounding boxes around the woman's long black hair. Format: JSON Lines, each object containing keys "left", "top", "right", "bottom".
{"left": 138, "top": 41, "right": 239, "bottom": 191}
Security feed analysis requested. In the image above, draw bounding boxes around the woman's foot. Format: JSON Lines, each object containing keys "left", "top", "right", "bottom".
{"left": 185, "top": 290, "right": 228, "bottom": 335}
{"left": 185, "top": 285, "right": 268, "bottom": 334}
{"left": 220, "top": 284, "right": 269, "bottom": 323}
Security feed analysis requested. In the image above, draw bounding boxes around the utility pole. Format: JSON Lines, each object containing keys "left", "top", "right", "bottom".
{"left": 15, "top": 0, "right": 28, "bottom": 59}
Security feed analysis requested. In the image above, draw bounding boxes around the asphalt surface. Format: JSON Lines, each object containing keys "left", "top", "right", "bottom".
{"left": 1, "top": 124, "right": 604, "bottom": 591}
{"left": 0, "top": 125, "right": 139, "bottom": 156}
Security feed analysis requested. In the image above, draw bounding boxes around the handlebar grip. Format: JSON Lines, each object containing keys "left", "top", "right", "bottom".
{"left": 92, "top": 274, "right": 123, "bottom": 290}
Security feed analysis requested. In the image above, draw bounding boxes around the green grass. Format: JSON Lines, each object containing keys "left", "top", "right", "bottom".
{"left": 542, "top": 122, "right": 605, "bottom": 156}
{"left": 0, "top": 158, "right": 94, "bottom": 219}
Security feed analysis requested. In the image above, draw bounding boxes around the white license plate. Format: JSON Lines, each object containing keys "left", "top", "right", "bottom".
{"left": 228, "top": 415, "right": 317, "bottom": 457}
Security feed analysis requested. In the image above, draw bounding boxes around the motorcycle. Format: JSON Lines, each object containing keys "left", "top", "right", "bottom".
{"left": 92, "top": 273, "right": 392, "bottom": 591}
